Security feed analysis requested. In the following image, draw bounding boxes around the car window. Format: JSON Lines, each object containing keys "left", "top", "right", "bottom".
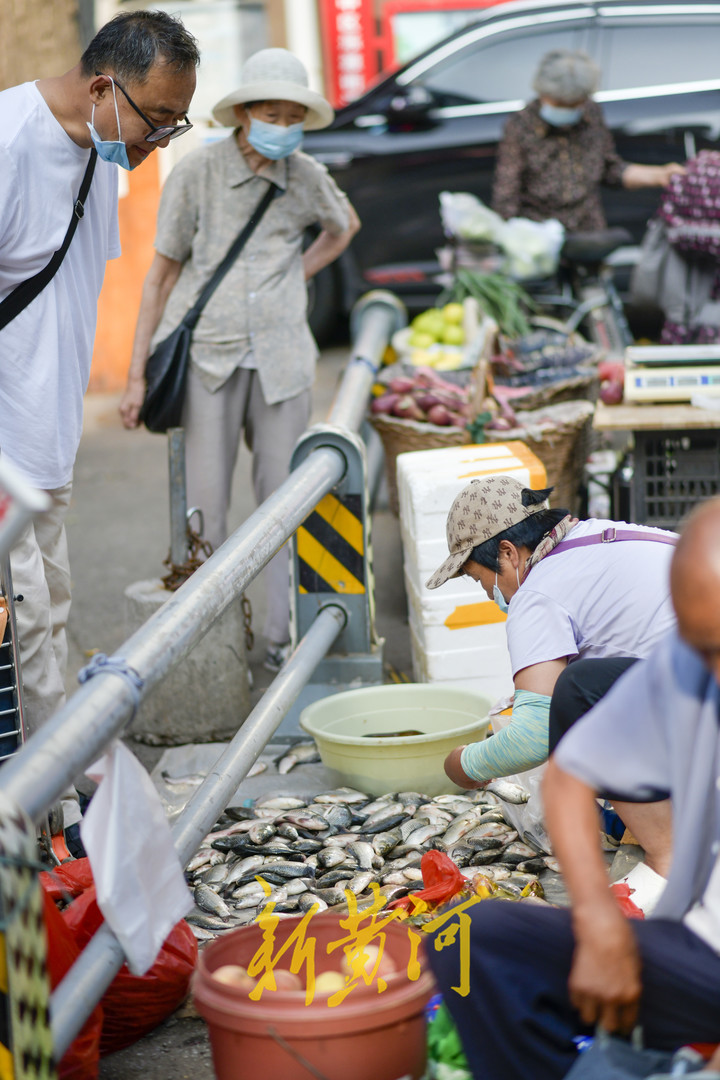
{"left": 416, "top": 24, "right": 593, "bottom": 106}
{"left": 597, "top": 21, "right": 720, "bottom": 91}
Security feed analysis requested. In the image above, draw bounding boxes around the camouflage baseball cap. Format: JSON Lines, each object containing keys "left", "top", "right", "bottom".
{"left": 425, "top": 476, "right": 550, "bottom": 589}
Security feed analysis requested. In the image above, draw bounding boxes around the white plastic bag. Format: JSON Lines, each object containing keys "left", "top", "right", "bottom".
{"left": 498, "top": 217, "right": 565, "bottom": 280}
{"left": 439, "top": 191, "right": 505, "bottom": 244}
{"left": 487, "top": 698, "right": 552, "bottom": 854}
{"left": 81, "top": 740, "right": 192, "bottom": 975}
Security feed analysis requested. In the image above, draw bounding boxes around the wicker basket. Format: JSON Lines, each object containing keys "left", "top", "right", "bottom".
{"left": 499, "top": 369, "right": 599, "bottom": 410}
{"left": 484, "top": 400, "right": 596, "bottom": 514}
{"left": 370, "top": 413, "right": 470, "bottom": 515}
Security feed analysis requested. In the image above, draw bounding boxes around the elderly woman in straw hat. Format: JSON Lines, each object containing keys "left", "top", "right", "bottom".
{"left": 120, "top": 48, "right": 359, "bottom": 673}
{"left": 492, "top": 49, "right": 683, "bottom": 232}
{"left": 426, "top": 476, "right": 679, "bottom": 908}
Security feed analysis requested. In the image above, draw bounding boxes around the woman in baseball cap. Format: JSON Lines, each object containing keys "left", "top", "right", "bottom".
{"left": 427, "top": 474, "right": 677, "bottom": 905}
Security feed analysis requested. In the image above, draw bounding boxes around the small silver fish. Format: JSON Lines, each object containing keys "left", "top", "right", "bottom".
{"left": 317, "top": 846, "right": 349, "bottom": 870}
{"left": 346, "top": 871, "right": 374, "bottom": 895}
{"left": 313, "top": 787, "right": 369, "bottom": 805}
{"left": 200, "top": 863, "right": 230, "bottom": 886}
{"left": 404, "top": 823, "right": 445, "bottom": 848}
{"left": 248, "top": 821, "right": 276, "bottom": 845}
{"left": 255, "top": 795, "right": 307, "bottom": 810}
{"left": 281, "top": 811, "right": 329, "bottom": 832}
{"left": 186, "top": 849, "right": 214, "bottom": 874}
{"left": 348, "top": 841, "right": 374, "bottom": 871}
{"left": 194, "top": 884, "right": 231, "bottom": 919}
{"left": 484, "top": 780, "right": 530, "bottom": 804}
{"left": 162, "top": 770, "right": 206, "bottom": 788}
{"left": 276, "top": 742, "right": 321, "bottom": 774}
{"left": 248, "top": 760, "right": 268, "bottom": 777}
{"left": 298, "top": 893, "right": 328, "bottom": 913}
{"left": 225, "top": 855, "right": 266, "bottom": 885}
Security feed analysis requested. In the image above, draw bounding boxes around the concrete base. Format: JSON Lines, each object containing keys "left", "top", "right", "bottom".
{"left": 124, "top": 578, "right": 251, "bottom": 745}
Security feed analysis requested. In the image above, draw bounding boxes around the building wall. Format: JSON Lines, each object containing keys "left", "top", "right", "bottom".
{"left": 0, "top": 0, "right": 83, "bottom": 90}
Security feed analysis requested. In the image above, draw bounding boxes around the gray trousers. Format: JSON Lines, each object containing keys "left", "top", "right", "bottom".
{"left": 183, "top": 365, "right": 311, "bottom": 645}
{"left": 10, "top": 481, "right": 80, "bottom": 826}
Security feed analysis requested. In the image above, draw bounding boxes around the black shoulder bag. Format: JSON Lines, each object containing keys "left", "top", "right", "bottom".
{"left": 0, "top": 149, "right": 98, "bottom": 331}
{"left": 139, "top": 181, "right": 278, "bottom": 434}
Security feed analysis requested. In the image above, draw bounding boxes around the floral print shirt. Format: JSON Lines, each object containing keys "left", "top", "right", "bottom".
{"left": 491, "top": 99, "right": 627, "bottom": 232}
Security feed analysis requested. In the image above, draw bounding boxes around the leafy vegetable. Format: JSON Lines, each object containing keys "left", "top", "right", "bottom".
{"left": 441, "top": 270, "right": 535, "bottom": 339}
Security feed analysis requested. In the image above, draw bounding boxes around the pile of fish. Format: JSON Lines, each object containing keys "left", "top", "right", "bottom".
{"left": 185, "top": 780, "right": 559, "bottom": 941}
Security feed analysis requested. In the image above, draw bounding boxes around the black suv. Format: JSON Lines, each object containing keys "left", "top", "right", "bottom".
{"left": 305, "top": 0, "right": 720, "bottom": 338}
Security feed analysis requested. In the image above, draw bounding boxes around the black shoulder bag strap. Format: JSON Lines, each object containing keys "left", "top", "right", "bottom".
{"left": 0, "top": 148, "right": 98, "bottom": 332}
{"left": 182, "top": 181, "right": 279, "bottom": 332}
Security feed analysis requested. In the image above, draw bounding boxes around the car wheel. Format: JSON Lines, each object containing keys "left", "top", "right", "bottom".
{"left": 307, "top": 263, "right": 339, "bottom": 344}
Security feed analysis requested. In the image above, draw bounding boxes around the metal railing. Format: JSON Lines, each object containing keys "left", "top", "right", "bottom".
{"left": 0, "top": 290, "right": 405, "bottom": 1058}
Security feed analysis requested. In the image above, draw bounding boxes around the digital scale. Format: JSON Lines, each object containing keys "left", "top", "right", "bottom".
{"left": 624, "top": 345, "right": 720, "bottom": 403}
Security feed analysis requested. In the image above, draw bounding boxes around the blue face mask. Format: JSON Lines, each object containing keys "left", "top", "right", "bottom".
{"left": 493, "top": 574, "right": 510, "bottom": 614}
{"left": 492, "top": 566, "right": 520, "bottom": 613}
{"left": 86, "top": 78, "right": 133, "bottom": 170}
{"left": 539, "top": 103, "right": 584, "bottom": 128}
{"left": 247, "top": 117, "right": 304, "bottom": 160}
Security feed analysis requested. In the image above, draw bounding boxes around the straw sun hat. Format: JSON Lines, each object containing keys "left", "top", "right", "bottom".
{"left": 212, "top": 48, "right": 334, "bottom": 131}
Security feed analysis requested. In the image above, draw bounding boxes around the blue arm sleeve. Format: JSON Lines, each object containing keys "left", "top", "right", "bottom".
{"left": 459, "top": 690, "right": 551, "bottom": 783}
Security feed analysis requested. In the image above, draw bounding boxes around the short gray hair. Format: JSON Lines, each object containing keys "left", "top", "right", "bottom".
{"left": 533, "top": 50, "right": 600, "bottom": 104}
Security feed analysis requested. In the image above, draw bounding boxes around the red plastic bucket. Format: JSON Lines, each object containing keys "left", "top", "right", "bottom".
{"left": 192, "top": 910, "right": 436, "bottom": 1080}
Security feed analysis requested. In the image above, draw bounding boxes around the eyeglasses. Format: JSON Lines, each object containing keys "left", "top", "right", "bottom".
{"left": 96, "top": 72, "right": 192, "bottom": 143}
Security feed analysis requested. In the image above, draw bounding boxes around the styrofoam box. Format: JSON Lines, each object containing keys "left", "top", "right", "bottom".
{"left": 409, "top": 620, "right": 514, "bottom": 700}
{"left": 397, "top": 440, "right": 547, "bottom": 535}
{"left": 398, "top": 441, "right": 547, "bottom": 592}
{"left": 404, "top": 566, "right": 508, "bottom": 653}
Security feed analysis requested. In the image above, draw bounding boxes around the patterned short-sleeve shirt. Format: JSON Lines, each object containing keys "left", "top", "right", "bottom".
{"left": 491, "top": 99, "right": 627, "bottom": 233}
{"left": 153, "top": 133, "right": 350, "bottom": 402}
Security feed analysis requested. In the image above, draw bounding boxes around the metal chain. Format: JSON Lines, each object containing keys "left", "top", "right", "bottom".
{"left": 241, "top": 592, "right": 254, "bottom": 652}
{"left": 162, "top": 527, "right": 254, "bottom": 653}
{"left": 161, "top": 524, "right": 213, "bottom": 591}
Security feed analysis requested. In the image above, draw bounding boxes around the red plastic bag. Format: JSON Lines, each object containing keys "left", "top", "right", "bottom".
{"left": 388, "top": 850, "right": 466, "bottom": 912}
{"left": 62, "top": 884, "right": 198, "bottom": 1056}
{"left": 610, "top": 882, "right": 645, "bottom": 920}
{"left": 42, "top": 888, "right": 103, "bottom": 1080}
{"left": 41, "top": 857, "right": 95, "bottom": 904}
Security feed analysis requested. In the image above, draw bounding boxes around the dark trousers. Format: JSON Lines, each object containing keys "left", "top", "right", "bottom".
{"left": 427, "top": 901, "right": 720, "bottom": 1080}
{"left": 549, "top": 657, "right": 638, "bottom": 752}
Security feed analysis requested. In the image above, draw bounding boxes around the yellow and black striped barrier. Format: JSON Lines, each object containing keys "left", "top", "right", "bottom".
{"left": 290, "top": 426, "right": 382, "bottom": 703}
{"left": 296, "top": 493, "right": 365, "bottom": 596}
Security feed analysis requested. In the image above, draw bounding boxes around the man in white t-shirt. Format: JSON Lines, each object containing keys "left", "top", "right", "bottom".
{"left": 426, "top": 475, "right": 677, "bottom": 898}
{"left": 426, "top": 499, "right": 720, "bottom": 1080}
{"left": 0, "top": 11, "right": 198, "bottom": 839}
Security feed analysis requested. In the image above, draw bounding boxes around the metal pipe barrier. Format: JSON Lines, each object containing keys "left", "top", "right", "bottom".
{"left": 1, "top": 289, "right": 405, "bottom": 825}
{"left": 51, "top": 604, "right": 346, "bottom": 1057}
{"left": 0, "top": 289, "right": 406, "bottom": 1060}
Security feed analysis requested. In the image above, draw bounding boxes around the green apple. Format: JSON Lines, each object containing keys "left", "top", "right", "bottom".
{"left": 443, "top": 302, "right": 464, "bottom": 325}
{"left": 442, "top": 325, "right": 465, "bottom": 345}
{"left": 408, "top": 331, "right": 436, "bottom": 349}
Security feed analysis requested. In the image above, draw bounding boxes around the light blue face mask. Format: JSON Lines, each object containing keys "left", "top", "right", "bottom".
{"left": 86, "top": 78, "right": 133, "bottom": 170}
{"left": 539, "top": 103, "right": 583, "bottom": 128}
{"left": 247, "top": 117, "right": 304, "bottom": 160}
{"left": 493, "top": 566, "right": 520, "bottom": 614}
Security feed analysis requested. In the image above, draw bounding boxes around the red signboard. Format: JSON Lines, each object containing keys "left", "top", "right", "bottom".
{"left": 318, "top": 0, "right": 380, "bottom": 108}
